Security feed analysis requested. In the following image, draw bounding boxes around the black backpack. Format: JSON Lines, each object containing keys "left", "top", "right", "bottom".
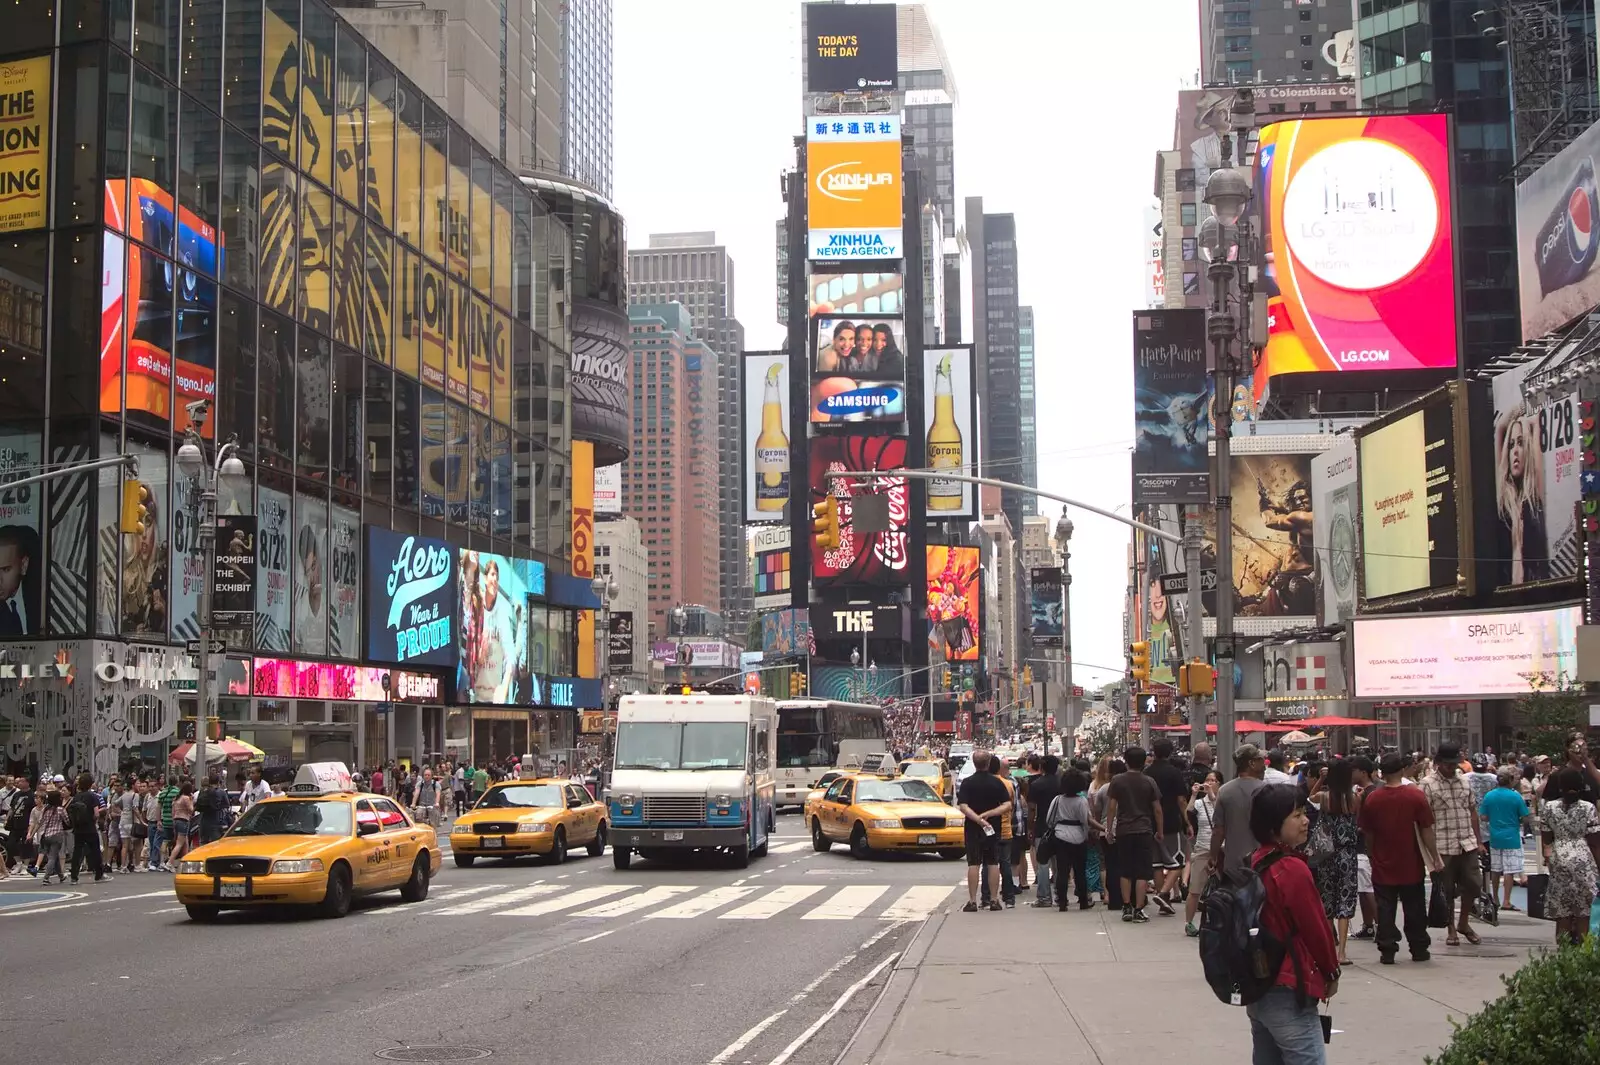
{"left": 1197, "top": 850, "right": 1297, "bottom": 1007}
{"left": 68, "top": 794, "right": 96, "bottom": 835}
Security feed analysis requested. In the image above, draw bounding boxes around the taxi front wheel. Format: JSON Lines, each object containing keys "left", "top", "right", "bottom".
{"left": 400, "top": 855, "right": 431, "bottom": 902}
{"left": 318, "top": 864, "right": 353, "bottom": 918}
{"left": 454, "top": 853, "right": 476, "bottom": 868}
{"left": 546, "top": 827, "right": 568, "bottom": 865}
{"left": 185, "top": 904, "right": 221, "bottom": 923}
{"left": 586, "top": 822, "right": 607, "bottom": 857}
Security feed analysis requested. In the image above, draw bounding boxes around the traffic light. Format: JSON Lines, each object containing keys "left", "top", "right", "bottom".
{"left": 788, "top": 672, "right": 800, "bottom": 697}
{"left": 811, "top": 496, "right": 841, "bottom": 550}
{"left": 1178, "top": 660, "right": 1216, "bottom": 697}
{"left": 1130, "top": 641, "right": 1151, "bottom": 684}
{"left": 940, "top": 667, "right": 951, "bottom": 691}
{"left": 796, "top": 671, "right": 807, "bottom": 695}
{"left": 681, "top": 685, "right": 692, "bottom": 695}
{"left": 120, "top": 479, "right": 154, "bottom": 535}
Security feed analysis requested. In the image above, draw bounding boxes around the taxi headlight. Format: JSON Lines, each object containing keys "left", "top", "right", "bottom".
{"left": 946, "top": 816, "right": 965, "bottom": 828}
{"left": 450, "top": 824, "right": 476, "bottom": 836}
{"left": 175, "top": 860, "right": 205, "bottom": 875}
{"left": 517, "top": 822, "right": 552, "bottom": 833}
{"left": 270, "top": 858, "right": 325, "bottom": 874}
{"left": 870, "top": 818, "right": 901, "bottom": 829}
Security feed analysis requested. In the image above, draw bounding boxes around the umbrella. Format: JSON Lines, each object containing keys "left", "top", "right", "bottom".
{"left": 169, "top": 738, "right": 264, "bottom": 764}
{"left": 1293, "top": 716, "right": 1378, "bottom": 728}
{"left": 1150, "top": 722, "right": 1301, "bottom": 734}
{"left": 1278, "top": 730, "right": 1314, "bottom": 745}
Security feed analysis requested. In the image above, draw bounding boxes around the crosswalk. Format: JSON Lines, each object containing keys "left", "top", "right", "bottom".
{"left": 387, "top": 879, "right": 955, "bottom": 924}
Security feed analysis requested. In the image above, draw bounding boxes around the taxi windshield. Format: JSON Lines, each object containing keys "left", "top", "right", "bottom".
{"left": 228, "top": 800, "right": 353, "bottom": 837}
{"left": 900, "top": 762, "right": 941, "bottom": 778}
{"left": 855, "top": 779, "right": 941, "bottom": 803}
{"left": 478, "top": 784, "right": 564, "bottom": 809}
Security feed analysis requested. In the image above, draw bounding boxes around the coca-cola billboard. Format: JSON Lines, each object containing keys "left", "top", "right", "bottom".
{"left": 808, "top": 435, "right": 909, "bottom": 586}
{"left": 570, "top": 300, "right": 631, "bottom": 464}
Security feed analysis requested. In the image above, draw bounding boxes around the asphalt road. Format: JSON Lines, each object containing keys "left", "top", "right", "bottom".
{"left": 0, "top": 815, "right": 964, "bottom": 1065}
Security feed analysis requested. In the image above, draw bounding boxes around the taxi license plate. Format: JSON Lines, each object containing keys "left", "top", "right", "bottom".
{"left": 663, "top": 830, "right": 685, "bottom": 842}
{"left": 917, "top": 834, "right": 937, "bottom": 845}
{"left": 482, "top": 837, "right": 504, "bottom": 848}
{"left": 219, "top": 883, "right": 247, "bottom": 899}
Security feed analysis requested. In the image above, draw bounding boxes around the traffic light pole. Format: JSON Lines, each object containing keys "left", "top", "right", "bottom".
{"left": 1184, "top": 507, "right": 1207, "bottom": 753}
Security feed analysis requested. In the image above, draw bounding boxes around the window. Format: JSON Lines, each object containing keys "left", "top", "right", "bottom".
{"left": 1182, "top": 237, "right": 1198, "bottom": 261}
{"left": 1226, "top": 59, "right": 1252, "bottom": 79}
{"left": 1180, "top": 202, "right": 1198, "bottom": 227}
{"left": 297, "top": 331, "right": 331, "bottom": 480}
{"left": 1224, "top": 34, "right": 1251, "bottom": 54}
{"left": 258, "top": 311, "right": 295, "bottom": 470}
{"left": 1183, "top": 272, "right": 1200, "bottom": 295}
{"left": 1299, "top": 9, "right": 1312, "bottom": 19}
{"left": 1301, "top": 60, "right": 1314, "bottom": 71}
{"left": 1175, "top": 169, "right": 1196, "bottom": 192}
{"left": 1300, "top": 34, "right": 1313, "bottom": 46}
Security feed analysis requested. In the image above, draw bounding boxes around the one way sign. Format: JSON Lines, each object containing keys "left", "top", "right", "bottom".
{"left": 1158, "top": 570, "right": 1217, "bottom": 596}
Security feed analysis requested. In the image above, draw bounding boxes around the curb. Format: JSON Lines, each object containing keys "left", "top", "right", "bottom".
{"left": 831, "top": 905, "right": 949, "bottom": 1065}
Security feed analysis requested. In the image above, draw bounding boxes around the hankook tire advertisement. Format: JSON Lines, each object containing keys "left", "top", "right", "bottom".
{"left": 570, "top": 300, "right": 631, "bottom": 464}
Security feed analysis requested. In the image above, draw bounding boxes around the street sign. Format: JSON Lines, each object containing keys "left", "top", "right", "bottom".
{"left": 1158, "top": 569, "right": 1217, "bottom": 596}
{"left": 185, "top": 639, "right": 226, "bottom": 656}
{"left": 1136, "top": 693, "right": 1158, "bottom": 715}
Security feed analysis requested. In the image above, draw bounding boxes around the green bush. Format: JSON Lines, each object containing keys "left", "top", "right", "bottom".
{"left": 1427, "top": 938, "right": 1600, "bottom": 1065}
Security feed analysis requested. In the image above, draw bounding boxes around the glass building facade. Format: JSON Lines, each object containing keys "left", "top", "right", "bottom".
{"left": 0, "top": 0, "right": 598, "bottom": 781}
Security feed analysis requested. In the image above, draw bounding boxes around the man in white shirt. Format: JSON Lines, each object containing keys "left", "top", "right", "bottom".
{"left": 1263, "top": 748, "right": 1295, "bottom": 784}
{"left": 239, "top": 766, "right": 273, "bottom": 810}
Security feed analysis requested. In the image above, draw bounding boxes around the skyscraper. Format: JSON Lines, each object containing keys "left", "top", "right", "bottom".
{"left": 559, "top": 0, "right": 614, "bottom": 199}
{"left": 966, "top": 201, "right": 1027, "bottom": 534}
{"left": 897, "top": 3, "right": 962, "bottom": 344}
{"left": 1199, "top": 0, "right": 1353, "bottom": 86}
{"left": 1018, "top": 305, "right": 1037, "bottom": 518}
{"left": 627, "top": 235, "right": 747, "bottom": 630}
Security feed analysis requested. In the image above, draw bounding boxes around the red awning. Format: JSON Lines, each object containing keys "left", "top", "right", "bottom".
{"left": 1151, "top": 722, "right": 1301, "bottom": 734}
{"left": 1291, "top": 716, "right": 1379, "bottom": 728}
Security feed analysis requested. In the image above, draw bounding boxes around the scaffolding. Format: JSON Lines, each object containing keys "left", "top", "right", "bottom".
{"left": 1497, "top": 0, "right": 1600, "bottom": 182}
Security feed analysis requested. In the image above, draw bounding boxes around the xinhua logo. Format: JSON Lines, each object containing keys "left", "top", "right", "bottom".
{"left": 816, "top": 161, "right": 895, "bottom": 202}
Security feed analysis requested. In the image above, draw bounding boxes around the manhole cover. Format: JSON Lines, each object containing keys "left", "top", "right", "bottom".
{"left": 375, "top": 1049, "right": 491, "bottom": 1062}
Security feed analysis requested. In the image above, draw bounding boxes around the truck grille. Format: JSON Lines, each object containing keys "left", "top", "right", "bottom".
{"left": 642, "top": 796, "right": 707, "bottom": 822}
{"left": 205, "top": 857, "right": 272, "bottom": 877}
{"left": 470, "top": 822, "right": 521, "bottom": 836}
{"left": 903, "top": 816, "right": 946, "bottom": 830}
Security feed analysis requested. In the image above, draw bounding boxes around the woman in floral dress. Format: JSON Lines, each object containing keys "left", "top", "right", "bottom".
{"left": 1309, "top": 760, "right": 1360, "bottom": 964}
{"left": 1540, "top": 768, "right": 1600, "bottom": 946}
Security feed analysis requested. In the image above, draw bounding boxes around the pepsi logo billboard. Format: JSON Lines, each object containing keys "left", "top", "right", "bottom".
{"left": 1517, "top": 120, "right": 1600, "bottom": 341}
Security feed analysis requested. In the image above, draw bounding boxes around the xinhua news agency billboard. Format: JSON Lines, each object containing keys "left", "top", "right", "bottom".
{"left": 807, "top": 115, "right": 903, "bottom": 261}
{"left": 1255, "top": 114, "right": 1458, "bottom": 400}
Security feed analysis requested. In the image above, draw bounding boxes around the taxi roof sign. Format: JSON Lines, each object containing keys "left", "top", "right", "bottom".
{"left": 286, "top": 761, "right": 355, "bottom": 796}
{"left": 519, "top": 754, "right": 538, "bottom": 780}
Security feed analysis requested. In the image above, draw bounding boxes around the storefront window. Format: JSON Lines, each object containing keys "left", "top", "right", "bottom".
{"left": 295, "top": 700, "right": 326, "bottom": 724}
{"left": 549, "top": 609, "right": 572, "bottom": 676}
{"left": 393, "top": 373, "right": 419, "bottom": 509}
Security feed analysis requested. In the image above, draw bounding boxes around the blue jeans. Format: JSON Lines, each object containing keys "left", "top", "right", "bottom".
{"left": 1245, "top": 987, "right": 1325, "bottom": 1065}
{"left": 145, "top": 823, "right": 164, "bottom": 867}
{"left": 1035, "top": 842, "right": 1053, "bottom": 902}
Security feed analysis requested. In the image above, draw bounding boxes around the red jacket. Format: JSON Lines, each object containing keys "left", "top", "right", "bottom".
{"left": 1250, "top": 844, "right": 1341, "bottom": 1000}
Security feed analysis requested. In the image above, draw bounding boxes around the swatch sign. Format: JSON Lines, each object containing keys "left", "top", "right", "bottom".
{"left": 364, "top": 525, "right": 457, "bottom": 667}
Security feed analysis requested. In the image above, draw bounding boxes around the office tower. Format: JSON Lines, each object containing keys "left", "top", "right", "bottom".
{"left": 595, "top": 517, "right": 651, "bottom": 684}
{"left": 965, "top": 201, "right": 1028, "bottom": 534}
{"left": 627, "top": 304, "right": 720, "bottom": 637}
{"left": 1199, "top": 0, "right": 1353, "bottom": 86}
{"left": 627, "top": 235, "right": 747, "bottom": 631}
{"left": 1018, "top": 305, "right": 1036, "bottom": 517}
{"left": 897, "top": 3, "right": 962, "bottom": 343}
{"left": 559, "top": 0, "right": 614, "bottom": 198}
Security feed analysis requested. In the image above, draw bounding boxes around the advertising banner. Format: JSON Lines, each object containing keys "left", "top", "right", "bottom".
{"left": 1255, "top": 114, "right": 1458, "bottom": 397}
{"left": 251, "top": 660, "right": 442, "bottom": 703}
{"left": 458, "top": 549, "right": 531, "bottom": 704}
{"left": 1311, "top": 435, "right": 1358, "bottom": 626}
{"left": 811, "top": 316, "right": 906, "bottom": 424}
{"left": 169, "top": 475, "right": 203, "bottom": 643}
{"left": 742, "top": 350, "right": 792, "bottom": 522}
{"left": 685, "top": 640, "right": 737, "bottom": 669}
{"left": 1201, "top": 452, "right": 1317, "bottom": 618}
{"left": 572, "top": 439, "right": 596, "bottom": 680}
{"left": 1029, "top": 566, "right": 1063, "bottom": 647}
{"left": 751, "top": 524, "right": 791, "bottom": 609}
{"left": 1261, "top": 639, "right": 1348, "bottom": 702}
{"left": 809, "top": 271, "right": 903, "bottom": 317}
{"left": 922, "top": 346, "right": 976, "bottom": 519}
{"left": 1352, "top": 605, "right": 1580, "bottom": 699}
{"left": 806, "top": 115, "right": 903, "bottom": 261}
{"left": 809, "top": 435, "right": 909, "bottom": 585}
{"left": 255, "top": 485, "right": 292, "bottom": 652}
{"left": 608, "top": 611, "right": 634, "bottom": 671}
{"left": 1132, "top": 309, "right": 1211, "bottom": 503}
{"left": 364, "top": 525, "right": 456, "bottom": 668}
{"left": 761, "top": 607, "right": 812, "bottom": 657}
{"left": 570, "top": 301, "right": 631, "bottom": 459}
{"left": 1515, "top": 118, "right": 1600, "bottom": 341}
{"left": 926, "top": 545, "right": 980, "bottom": 662}
{"left": 328, "top": 503, "right": 360, "bottom": 658}
{"left": 594, "top": 463, "right": 622, "bottom": 515}
{"left": 804, "top": 2, "right": 898, "bottom": 92}
{"left": 292, "top": 494, "right": 329, "bottom": 656}
{"left": 1490, "top": 362, "right": 1580, "bottom": 587}
{"left": 211, "top": 515, "right": 257, "bottom": 634}
{"left": 812, "top": 603, "right": 900, "bottom": 641}
{"left": 0, "top": 56, "right": 50, "bottom": 233}
{"left": 0, "top": 430, "right": 40, "bottom": 635}
{"left": 1358, "top": 386, "right": 1462, "bottom": 602}
{"left": 1143, "top": 200, "right": 1164, "bottom": 308}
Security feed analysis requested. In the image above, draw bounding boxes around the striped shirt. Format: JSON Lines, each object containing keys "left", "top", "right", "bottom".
{"left": 158, "top": 785, "right": 179, "bottom": 827}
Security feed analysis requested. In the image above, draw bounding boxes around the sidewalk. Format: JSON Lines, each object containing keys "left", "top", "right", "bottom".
{"left": 846, "top": 896, "right": 1553, "bottom": 1063}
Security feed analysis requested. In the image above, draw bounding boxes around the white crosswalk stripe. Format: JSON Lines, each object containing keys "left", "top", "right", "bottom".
{"left": 879, "top": 885, "right": 953, "bottom": 921}
{"left": 644, "top": 884, "right": 756, "bottom": 919}
{"left": 411, "top": 881, "right": 954, "bottom": 923}
{"left": 768, "top": 840, "right": 813, "bottom": 854}
{"left": 496, "top": 884, "right": 629, "bottom": 916}
{"left": 720, "top": 884, "right": 824, "bottom": 919}
{"left": 432, "top": 883, "right": 557, "bottom": 915}
{"left": 802, "top": 884, "right": 888, "bottom": 920}
{"left": 571, "top": 885, "right": 694, "bottom": 917}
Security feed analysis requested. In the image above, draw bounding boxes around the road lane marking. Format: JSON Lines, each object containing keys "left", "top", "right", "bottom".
{"left": 0, "top": 889, "right": 171, "bottom": 917}
{"left": 769, "top": 840, "right": 812, "bottom": 854}
{"left": 707, "top": 1008, "right": 788, "bottom": 1065}
{"left": 764, "top": 952, "right": 899, "bottom": 1065}
{"left": 644, "top": 885, "right": 755, "bottom": 919}
{"left": 571, "top": 885, "right": 693, "bottom": 917}
{"left": 879, "top": 885, "right": 953, "bottom": 921}
{"left": 364, "top": 883, "right": 500, "bottom": 916}
{"left": 432, "top": 883, "right": 556, "bottom": 915}
{"left": 578, "top": 928, "right": 615, "bottom": 943}
{"left": 496, "top": 884, "right": 628, "bottom": 916}
{"left": 788, "top": 923, "right": 898, "bottom": 1004}
{"left": 802, "top": 885, "right": 888, "bottom": 920}
{"left": 720, "top": 884, "right": 823, "bottom": 919}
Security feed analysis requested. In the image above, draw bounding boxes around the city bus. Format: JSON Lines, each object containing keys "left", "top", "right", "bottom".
{"left": 773, "top": 699, "right": 887, "bottom": 808}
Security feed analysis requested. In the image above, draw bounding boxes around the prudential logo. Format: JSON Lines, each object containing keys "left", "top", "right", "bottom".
{"left": 816, "top": 161, "right": 894, "bottom": 202}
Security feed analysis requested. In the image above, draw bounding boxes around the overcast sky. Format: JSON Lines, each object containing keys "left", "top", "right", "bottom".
{"left": 614, "top": 0, "right": 1199, "bottom": 689}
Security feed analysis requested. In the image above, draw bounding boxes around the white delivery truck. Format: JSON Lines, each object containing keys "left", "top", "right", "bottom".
{"left": 607, "top": 693, "right": 777, "bottom": 869}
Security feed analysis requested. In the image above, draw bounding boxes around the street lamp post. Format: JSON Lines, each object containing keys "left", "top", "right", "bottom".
{"left": 671, "top": 605, "right": 688, "bottom": 689}
{"left": 174, "top": 404, "right": 246, "bottom": 782}
{"left": 1051, "top": 508, "right": 1075, "bottom": 756}
{"left": 590, "top": 572, "right": 618, "bottom": 725}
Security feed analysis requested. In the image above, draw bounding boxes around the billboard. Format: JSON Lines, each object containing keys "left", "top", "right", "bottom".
{"left": 1490, "top": 362, "right": 1580, "bottom": 587}
{"left": 1515, "top": 118, "right": 1600, "bottom": 341}
{"left": 761, "top": 607, "right": 812, "bottom": 656}
{"left": 329, "top": 503, "right": 361, "bottom": 659}
{"left": 1357, "top": 383, "right": 1469, "bottom": 603}
{"left": 742, "top": 350, "right": 792, "bottom": 522}
{"left": 572, "top": 439, "right": 596, "bottom": 680}
{"left": 1353, "top": 605, "right": 1580, "bottom": 699}
{"left": 804, "top": 2, "right": 897, "bottom": 92}
{"left": 292, "top": 494, "right": 329, "bottom": 656}
{"left": 684, "top": 640, "right": 738, "bottom": 669}
{"left": 0, "top": 431, "right": 41, "bottom": 636}
{"left": 364, "top": 525, "right": 456, "bottom": 668}
{"left": 808, "top": 270, "right": 903, "bottom": 316}
{"left": 608, "top": 611, "right": 634, "bottom": 671}
{"left": 1311, "top": 434, "right": 1358, "bottom": 626}
{"left": 922, "top": 346, "right": 976, "bottom": 519}
{"left": 211, "top": 514, "right": 257, "bottom": 635}
{"left": 0, "top": 57, "right": 49, "bottom": 233}
{"left": 926, "top": 545, "right": 980, "bottom": 662}
{"left": 1143, "top": 200, "right": 1164, "bottom": 308}
{"left": 594, "top": 463, "right": 622, "bottom": 515}
{"left": 809, "top": 435, "right": 909, "bottom": 586}
{"left": 806, "top": 115, "right": 903, "bottom": 261}
{"left": 1132, "top": 309, "right": 1210, "bottom": 503}
{"left": 750, "top": 524, "right": 791, "bottom": 610}
{"left": 1200, "top": 452, "right": 1317, "bottom": 618}
{"left": 1029, "top": 566, "right": 1063, "bottom": 647}
{"left": 569, "top": 301, "right": 631, "bottom": 461}
{"left": 811, "top": 315, "right": 906, "bottom": 424}
{"left": 1255, "top": 114, "right": 1458, "bottom": 392}
{"left": 812, "top": 602, "right": 900, "bottom": 641}
{"left": 458, "top": 549, "right": 532, "bottom": 704}
{"left": 255, "top": 485, "right": 292, "bottom": 651}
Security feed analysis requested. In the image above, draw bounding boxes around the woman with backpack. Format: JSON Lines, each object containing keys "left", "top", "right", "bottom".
{"left": 1308, "top": 760, "right": 1360, "bottom": 965}
{"left": 1043, "top": 770, "right": 1101, "bottom": 911}
{"left": 1243, "top": 786, "right": 1341, "bottom": 1064}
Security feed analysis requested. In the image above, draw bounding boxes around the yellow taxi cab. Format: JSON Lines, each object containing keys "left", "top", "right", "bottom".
{"left": 898, "top": 758, "right": 954, "bottom": 802}
{"left": 809, "top": 773, "right": 965, "bottom": 860}
{"left": 801, "top": 770, "right": 848, "bottom": 824}
{"left": 172, "top": 762, "right": 441, "bottom": 922}
{"left": 449, "top": 766, "right": 607, "bottom": 867}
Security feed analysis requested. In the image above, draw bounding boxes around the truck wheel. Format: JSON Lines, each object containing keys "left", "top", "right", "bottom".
{"left": 751, "top": 833, "right": 768, "bottom": 858}
{"left": 729, "top": 842, "right": 750, "bottom": 869}
{"left": 811, "top": 818, "right": 831, "bottom": 852}
{"left": 613, "top": 845, "right": 632, "bottom": 870}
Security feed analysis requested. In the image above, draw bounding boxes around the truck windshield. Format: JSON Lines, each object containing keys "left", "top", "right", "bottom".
{"left": 614, "top": 722, "right": 747, "bottom": 770}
